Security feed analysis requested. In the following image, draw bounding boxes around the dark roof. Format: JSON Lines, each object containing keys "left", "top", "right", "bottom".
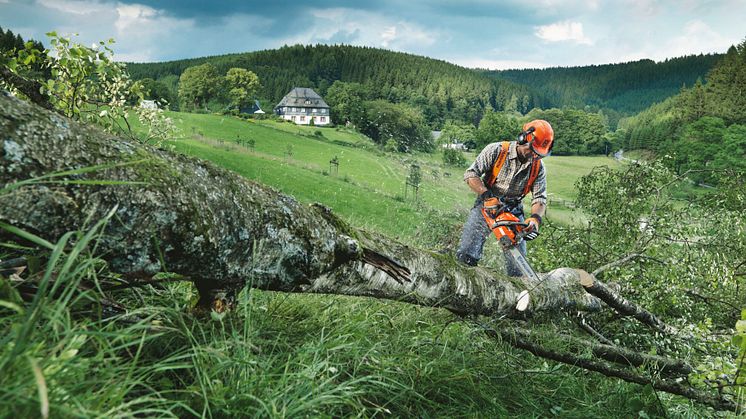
{"left": 275, "top": 87, "right": 329, "bottom": 108}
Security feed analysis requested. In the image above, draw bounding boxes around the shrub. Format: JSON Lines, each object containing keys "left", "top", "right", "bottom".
{"left": 442, "top": 148, "right": 467, "bottom": 167}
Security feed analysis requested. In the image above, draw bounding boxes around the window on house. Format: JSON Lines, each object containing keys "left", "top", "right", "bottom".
{"left": 300, "top": 116, "right": 305, "bottom": 122}
{"left": 312, "top": 108, "right": 317, "bottom": 113}
{"left": 320, "top": 117, "right": 325, "bottom": 122}
{"left": 291, "top": 115, "right": 296, "bottom": 121}
{"left": 321, "top": 109, "right": 326, "bottom": 114}
{"left": 292, "top": 107, "right": 297, "bottom": 112}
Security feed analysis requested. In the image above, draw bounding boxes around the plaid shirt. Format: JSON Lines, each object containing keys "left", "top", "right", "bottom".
{"left": 463, "top": 141, "right": 547, "bottom": 206}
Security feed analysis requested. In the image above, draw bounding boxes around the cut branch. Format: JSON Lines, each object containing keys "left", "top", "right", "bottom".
{"left": 576, "top": 315, "right": 614, "bottom": 346}
{"left": 486, "top": 325, "right": 737, "bottom": 412}
{"left": 578, "top": 270, "right": 677, "bottom": 335}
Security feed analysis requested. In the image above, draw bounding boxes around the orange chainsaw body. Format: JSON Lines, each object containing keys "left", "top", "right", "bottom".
{"left": 481, "top": 200, "right": 525, "bottom": 249}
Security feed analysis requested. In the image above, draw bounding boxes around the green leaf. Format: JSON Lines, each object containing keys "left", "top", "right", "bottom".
{"left": 736, "top": 320, "right": 746, "bottom": 333}
{"left": 733, "top": 335, "right": 743, "bottom": 347}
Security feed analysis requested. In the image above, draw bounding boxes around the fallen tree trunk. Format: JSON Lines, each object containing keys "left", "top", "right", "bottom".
{"left": 0, "top": 92, "right": 739, "bottom": 412}
{"left": 0, "top": 91, "right": 599, "bottom": 317}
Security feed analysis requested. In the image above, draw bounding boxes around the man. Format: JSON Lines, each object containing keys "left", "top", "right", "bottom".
{"left": 455, "top": 119, "right": 554, "bottom": 276}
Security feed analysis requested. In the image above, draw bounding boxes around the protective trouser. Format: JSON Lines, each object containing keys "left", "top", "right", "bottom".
{"left": 455, "top": 197, "right": 527, "bottom": 277}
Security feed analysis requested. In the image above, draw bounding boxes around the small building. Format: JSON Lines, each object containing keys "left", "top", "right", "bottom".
{"left": 274, "top": 87, "right": 331, "bottom": 126}
{"left": 242, "top": 99, "right": 264, "bottom": 115}
{"left": 442, "top": 142, "right": 467, "bottom": 150}
{"left": 140, "top": 100, "right": 158, "bottom": 110}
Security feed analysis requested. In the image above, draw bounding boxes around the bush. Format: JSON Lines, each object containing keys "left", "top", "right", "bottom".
{"left": 442, "top": 148, "right": 467, "bottom": 167}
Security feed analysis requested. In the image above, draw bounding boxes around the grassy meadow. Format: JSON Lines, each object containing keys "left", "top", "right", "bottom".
{"left": 163, "top": 112, "right": 621, "bottom": 242}
{"left": 4, "top": 112, "right": 696, "bottom": 419}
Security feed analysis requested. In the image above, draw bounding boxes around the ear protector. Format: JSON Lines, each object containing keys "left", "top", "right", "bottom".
{"left": 517, "top": 126, "right": 535, "bottom": 145}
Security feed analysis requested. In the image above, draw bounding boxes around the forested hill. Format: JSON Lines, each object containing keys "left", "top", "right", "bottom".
{"left": 126, "top": 44, "right": 721, "bottom": 128}
{"left": 484, "top": 54, "right": 721, "bottom": 114}
{"left": 616, "top": 40, "right": 746, "bottom": 184}
{"left": 126, "top": 44, "right": 546, "bottom": 127}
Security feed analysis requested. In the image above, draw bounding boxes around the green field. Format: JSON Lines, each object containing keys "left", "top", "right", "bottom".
{"left": 164, "top": 112, "right": 621, "bottom": 242}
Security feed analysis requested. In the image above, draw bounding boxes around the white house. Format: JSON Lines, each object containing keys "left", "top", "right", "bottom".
{"left": 442, "top": 142, "right": 467, "bottom": 150}
{"left": 140, "top": 100, "right": 158, "bottom": 110}
{"left": 274, "top": 87, "right": 331, "bottom": 126}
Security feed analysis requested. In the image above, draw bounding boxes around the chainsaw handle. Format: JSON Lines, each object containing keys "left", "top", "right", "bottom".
{"left": 491, "top": 220, "right": 529, "bottom": 229}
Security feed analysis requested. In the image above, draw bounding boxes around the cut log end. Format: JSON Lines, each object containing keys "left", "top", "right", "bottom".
{"left": 516, "top": 290, "right": 530, "bottom": 311}
{"left": 577, "top": 269, "right": 596, "bottom": 288}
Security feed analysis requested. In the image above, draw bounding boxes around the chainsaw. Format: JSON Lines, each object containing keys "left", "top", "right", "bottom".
{"left": 481, "top": 198, "right": 538, "bottom": 311}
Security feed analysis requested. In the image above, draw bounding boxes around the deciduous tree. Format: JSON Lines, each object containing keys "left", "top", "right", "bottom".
{"left": 178, "top": 63, "right": 221, "bottom": 110}
{"left": 225, "top": 67, "right": 260, "bottom": 110}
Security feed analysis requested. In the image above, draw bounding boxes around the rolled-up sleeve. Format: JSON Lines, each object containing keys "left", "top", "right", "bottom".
{"left": 531, "top": 163, "right": 547, "bottom": 206}
{"left": 464, "top": 142, "right": 501, "bottom": 182}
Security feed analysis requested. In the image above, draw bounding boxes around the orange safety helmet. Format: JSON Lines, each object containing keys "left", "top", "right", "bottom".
{"left": 520, "top": 119, "right": 554, "bottom": 157}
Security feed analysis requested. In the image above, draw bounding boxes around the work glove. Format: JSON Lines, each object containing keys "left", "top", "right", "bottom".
{"left": 479, "top": 189, "right": 496, "bottom": 202}
{"left": 524, "top": 214, "right": 542, "bottom": 241}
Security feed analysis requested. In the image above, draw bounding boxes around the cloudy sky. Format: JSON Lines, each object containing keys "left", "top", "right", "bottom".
{"left": 1, "top": 0, "right": 744, "bottom": 69}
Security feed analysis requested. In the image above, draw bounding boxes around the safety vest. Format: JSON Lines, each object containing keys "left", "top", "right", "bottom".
{"left": 483, "top": 141, "right": 543, "bottom": 197}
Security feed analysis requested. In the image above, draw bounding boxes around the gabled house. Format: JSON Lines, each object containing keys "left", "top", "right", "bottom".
{"left": 242, "top": 99, "right": 264, "bottom": 115}
{"left": 274, "top": 87, "right": 331, "bottom": 126}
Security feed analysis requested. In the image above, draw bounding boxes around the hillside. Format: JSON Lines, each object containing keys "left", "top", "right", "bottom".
{"left": 2, "top": 27, "right": 744, "bottom": 417}
{"left": 126, "top": 44, "right": 545, "bottom": 128}
{"left": 148, "top": 112, "right": 613, "bottom": 247}
{"left": 484, "top": 54, "right": 721, "bottom": 115}
{"left": 617, "top": 39, "right": 746, "bottom": 184}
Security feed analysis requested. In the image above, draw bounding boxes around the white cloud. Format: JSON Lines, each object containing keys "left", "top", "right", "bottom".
{"left": 534, "top": 20, "right": 592, "bottom": 45}
{"left": 115, "top": 3, "right": 158, "bottom": 32}
{"left": 36, "top": 0, "right": 109, "bottom": 15}
{"left": 623, "top": 0, "right": 660, "bottom": 16}
{"left": 661, "top": 20, "right": 734, "bottom": 58}
{"left": 280, "top": 8, "right": 437, "bottom": 51}
{"left": 380, "top": 26, "right": 396, "bottom": 47}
